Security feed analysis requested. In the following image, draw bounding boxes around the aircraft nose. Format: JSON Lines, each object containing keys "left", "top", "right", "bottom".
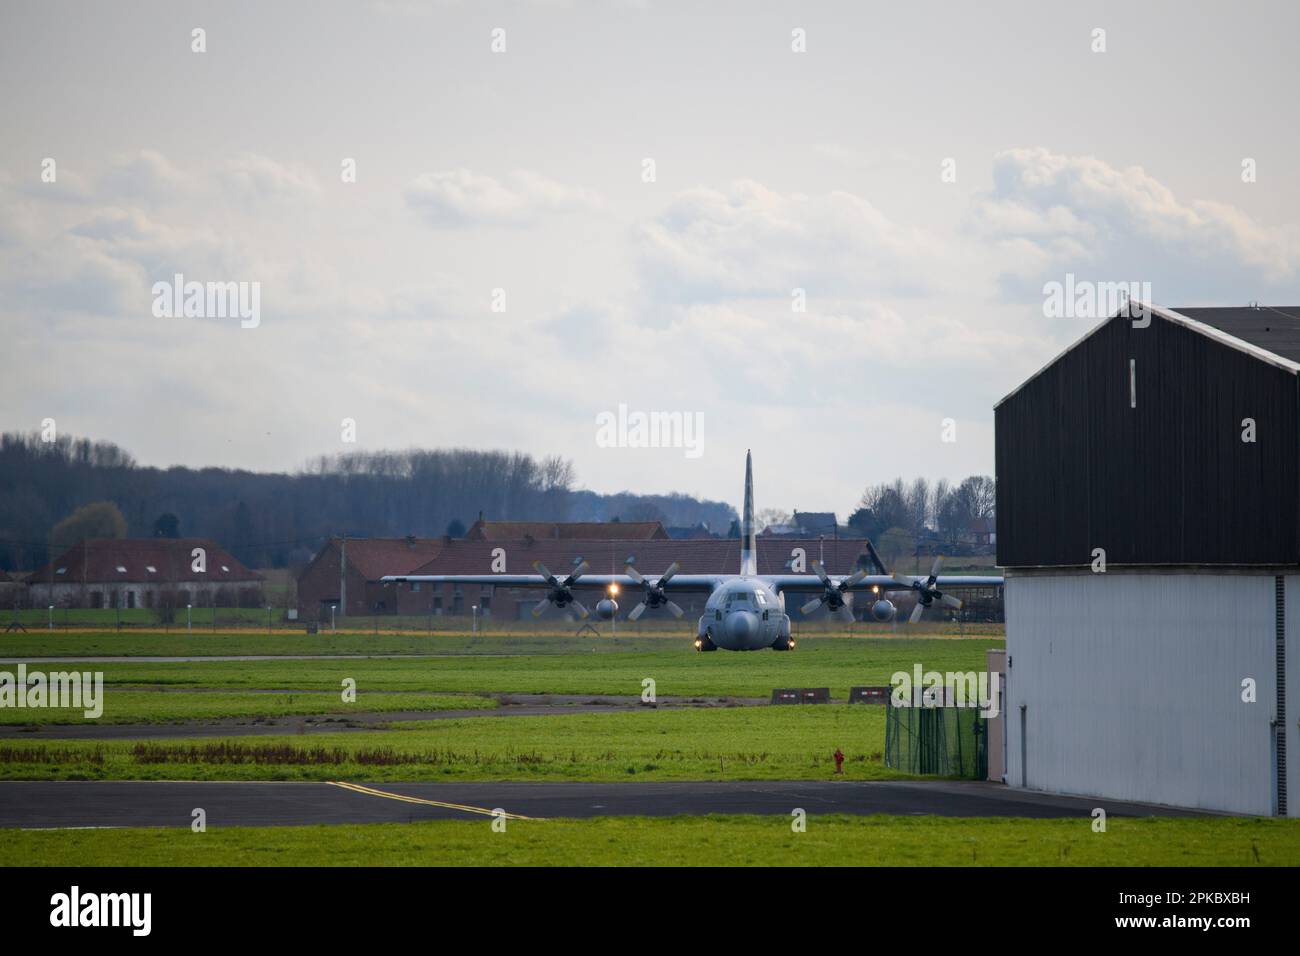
{"left": 727, "top": 611, "right": 758, "bottom": 642}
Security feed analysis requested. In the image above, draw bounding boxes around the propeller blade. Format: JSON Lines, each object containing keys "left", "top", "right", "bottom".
{"left": 563, "top": 561, "right": 590, "bottom": 587}
{"left": 834, "top": 604, "right": 855, "bottom": 622}
{"left": 659, "top": 561, "right": 680, "bottom": 585}
{"left": 928, "top": 555, "right": 943, "bottom": 580}
{"left": 533, "top": 561, "right": 557, "bottom": 585}
{"left": 801, "top": 597, "right": 826, "bottom": 615}
{"left": 812, "top": 560, "right": 832, "bottom": 587}
{"left": 665, "top": 600, "right": 684, "bottom": 619}
{"left": 627, "top": 601, "right": 648, "bottom": 622}
{"left": 531, "top": 598, "right": 551, "bottom": 618}
{"left": 842, "top": 568, "right": 869, "bottom": 590}
{"left": 939, "top": 593, "right": 963, "bottom": 610}
{"left": 569, "top": 600, "right": 590, "bottom": 619}
{"left": 892, "top": 574, "right": 915, "bottom": 589}
{"left": 624, "top": 565, "right": 647, "bottom": 585}
{"left": 909, "top": 602, "right": 925, "bottom": 625}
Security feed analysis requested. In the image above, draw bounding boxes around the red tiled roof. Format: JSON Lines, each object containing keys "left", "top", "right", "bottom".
{"left": 414, "top": 537, "right": 877, "bottom": 577}
{"left": 465, "top": 520, "right": 669, "bottom": 541}
{"left": 337, "top": 537, "right": 445, "bottom": 580}
{"left": 25, "top": 538, "right": 262, "bottom": 585}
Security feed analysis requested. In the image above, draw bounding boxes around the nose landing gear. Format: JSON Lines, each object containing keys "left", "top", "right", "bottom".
{"left": 770, "top": 635, "right": 796, "bottom": 651}
{"left": 694, "top": 631, "right": 718, "bottom": 652}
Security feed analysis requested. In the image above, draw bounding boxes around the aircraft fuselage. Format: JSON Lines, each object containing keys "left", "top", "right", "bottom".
{"left": 698, "top": 577, "right": 792, "bottom": 650}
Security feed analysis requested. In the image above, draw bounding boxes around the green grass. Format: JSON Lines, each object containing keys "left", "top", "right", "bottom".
{"left": 3, "top": 815, "right": 1296, "bottom": 866}
{"left": 0, "top": 637, "right": 1002, "bottom": 699}
{"left": 0, "top": 625, "right": 1004, "bottom": 658}
{"left": 6, "top": 608, "right": 287, "bottom": 628}
{"left": 0, "top": 705, "right": 892, "bottom": 781}
{"left": 0, "top": 691, "right": 494, "bottom": 725}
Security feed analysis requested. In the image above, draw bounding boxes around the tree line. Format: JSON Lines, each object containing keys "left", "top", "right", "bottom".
{"left": 0, "top": 432, "right": 738, "bottom": 572}
{"left": 0, "top": 431, "right": 992, "bottom": 574}
{"left": 849, "top": 475, "right": 996, "bottom": 564}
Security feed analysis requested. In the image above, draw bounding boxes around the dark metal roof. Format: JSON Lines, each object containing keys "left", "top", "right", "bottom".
{"left": 1174, "top": 306, "right": 1300, "bottom": 363}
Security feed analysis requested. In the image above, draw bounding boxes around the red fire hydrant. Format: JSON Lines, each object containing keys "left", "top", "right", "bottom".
{"left": 833, "top": 748, "right": 845, "bottom": 774}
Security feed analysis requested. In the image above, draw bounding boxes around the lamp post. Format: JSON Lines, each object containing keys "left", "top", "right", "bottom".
{"left": 47, "top": 605, "right": 53, "bottom": 631}
{"left": 186, "top": 603, "right": 192, "bottom": 635}
{"left": 330, "top": 604, "right": 337, "bottom": 633}
{"left": 608, "top": 583, "right": 620, "bottom": 637}
{"left": 472, "top": 604, "right": 478, "bottom": 636}
{"left": 267, "top": 606, "right": 273, "bottom": 635}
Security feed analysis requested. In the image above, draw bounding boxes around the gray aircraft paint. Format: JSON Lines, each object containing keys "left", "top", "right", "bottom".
{"left": 740, "top": 449, "right": 757, "bottom": 577}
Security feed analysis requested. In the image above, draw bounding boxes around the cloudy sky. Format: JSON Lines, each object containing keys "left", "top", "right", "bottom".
{"left": 3, "top": 0, "right": 1300, "bottom": 515}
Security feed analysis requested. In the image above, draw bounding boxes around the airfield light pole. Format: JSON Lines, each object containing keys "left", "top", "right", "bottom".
{"left": 48, "top": 605, "right": 53, "bottom": 630}
{"left": 267, "top": 606, "right": 272, "bottom": 635}
{"left": 608, "top": 583, "right": 619, "bottom": 637}
{"left": 186, "top": 604, "right": 192, "bottom": 635}
{"left": 472, "top": 605, "right": 478, "bottom": 635}
{"left": 331, "top": 604, "right": 337, "bottom": 633}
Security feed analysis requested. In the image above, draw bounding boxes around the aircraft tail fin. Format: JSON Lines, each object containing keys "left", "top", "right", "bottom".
{"left": 740, "top": 450, "right": 756, "bottom": 576}
{"left": 863, "top": 538, "right": 888, "bottom": 575}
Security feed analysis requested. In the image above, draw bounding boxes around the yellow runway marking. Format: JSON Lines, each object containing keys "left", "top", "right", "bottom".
{"left": 326, "top": 781, "right": 533, "bottom": 820}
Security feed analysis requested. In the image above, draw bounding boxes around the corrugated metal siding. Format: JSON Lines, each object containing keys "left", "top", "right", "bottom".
{"left": 1287, "top": 577, "right": 1300, "bottom": 816}
{"left": 996, "top": 314, "right": 1299, "bottom": 567}
{"left": 1005, "top": 572, "right": 1277, "bottom": 815}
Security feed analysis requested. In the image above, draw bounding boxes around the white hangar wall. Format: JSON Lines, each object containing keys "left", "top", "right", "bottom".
{"left": 1005, "top": 570, "right": 1291, "bottom": 816}
{"left": 1288, "top": 577, "right": 1300, "bottom": 813}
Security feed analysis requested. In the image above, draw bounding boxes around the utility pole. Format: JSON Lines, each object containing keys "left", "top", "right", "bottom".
{"left": 339, "top": 534, "right": 347, "bottom": 621}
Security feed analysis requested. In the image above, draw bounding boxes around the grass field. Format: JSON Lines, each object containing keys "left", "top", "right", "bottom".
{"left": 3, "top": 626, "right": 1298, "bottom": 869}
{"left": 0, "top": 633, "right": 991, "bottom": 781}
{"left": 0, "top": 634, "right": 1002, "bottom": 700}
{"left": 3, "top": 814, "right": 1296, "bottom": 866}
{"left": 0, "top": 623, "right": 1004, "bottom": 656}
{"left": 0, "top": 705, "right": 891, "bottom": 781}
{"left": 0, "top": 691, "right": 494, "bottom": 726}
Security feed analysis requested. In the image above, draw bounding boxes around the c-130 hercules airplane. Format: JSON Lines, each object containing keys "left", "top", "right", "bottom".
{"left": 383, "top": 452, "right": 1003, "bottom": 651}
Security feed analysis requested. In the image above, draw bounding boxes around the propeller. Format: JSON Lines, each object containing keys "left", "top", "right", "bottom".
{"left": 532, "top": 560, "right": 590, "bottom": 619}
{"left": 624, "top": 562, "right": 684, "bottom": 621}
{"left": 894, "top": 555, "right": 963, "bottom": 624}
{"left": 800, "top": 561, "right": 868, "bottom": 621}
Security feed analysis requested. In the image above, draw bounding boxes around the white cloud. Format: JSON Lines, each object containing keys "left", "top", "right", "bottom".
{"left": 219, "top": 153, "right": 321, "bottom": 203}
{"left": 404, "top": 168, "right": 600, "bottom": 227}
{"left": 99, "top": 149, "right": 187, "bottom": 201}
{"left": 633, "top": 179, "right": 941, "bottom": 306}
{"left": 970, "top": 147, "right": 1300, "bottom": 300}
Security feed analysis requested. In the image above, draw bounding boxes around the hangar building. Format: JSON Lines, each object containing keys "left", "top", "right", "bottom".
{"left": 996, "top": 302, "right": 1300, "bottom": 816}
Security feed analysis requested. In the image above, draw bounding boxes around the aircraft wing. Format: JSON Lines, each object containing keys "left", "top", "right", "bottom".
{"left": 380, "top": 573, "right": 723, "bottom": 592}
{"left": 764, "top": 574, "right": 1003, "bottom": 594}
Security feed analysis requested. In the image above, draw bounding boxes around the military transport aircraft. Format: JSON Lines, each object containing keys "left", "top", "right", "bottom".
{"left": 382, "top": 452, "right": 1003, "bottom": 651}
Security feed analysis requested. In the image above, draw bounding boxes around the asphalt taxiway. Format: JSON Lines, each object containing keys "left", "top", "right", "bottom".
{"left": 0, "top": 779, "right": 1209, "bottom": 828}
